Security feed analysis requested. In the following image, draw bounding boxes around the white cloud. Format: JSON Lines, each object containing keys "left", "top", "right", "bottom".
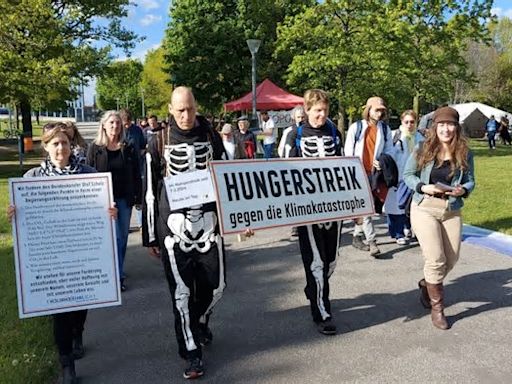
{"left": 116, "top": 43, "right": 161, "bottom": 62}
{"left": 137, "top": 0, "right": 160, "bottom": 10}
{"left": 492, "top": 7, "right": 512, "bottom": 19}
{"left": 140, "top": 14, "right": 162, "bottom": 27}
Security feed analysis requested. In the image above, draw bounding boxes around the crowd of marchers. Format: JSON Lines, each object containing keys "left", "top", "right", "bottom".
{"left": 7, "top": 86, "right": 474, "bottom": 383}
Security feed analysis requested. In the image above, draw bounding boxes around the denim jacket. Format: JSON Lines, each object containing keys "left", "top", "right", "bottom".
{"left": 403, "top": 149, "right": 475, "bottom": 211}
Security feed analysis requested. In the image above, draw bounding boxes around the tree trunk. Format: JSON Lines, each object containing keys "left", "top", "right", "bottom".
{"left": 20, "top": 98, "right": 33, "bottom": 138}
{"left": 337, "top": 101, "right": 347, "bottom": 147}
{"left": 15, "top": 104, "right": 20, "bottom": 130}
{"left": 413, "top": 93, "right": 420, "bottom": 116}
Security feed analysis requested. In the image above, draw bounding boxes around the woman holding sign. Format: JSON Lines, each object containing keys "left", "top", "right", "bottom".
{"left": 283, "top": 89, "right": 343, "bottom": 336}
{"left": 87, "top": 111, "right": 141, "bottom": 292}
{"left": 404, "top": 106, "right": 475, "bottom": 330}
{"left": 8, "top": 125, "right": 117, "bottom": 384}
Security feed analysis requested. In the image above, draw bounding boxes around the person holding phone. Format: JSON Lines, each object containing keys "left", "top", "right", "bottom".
{"left": 403, "top": 106, "right": 475, "bottom": 330}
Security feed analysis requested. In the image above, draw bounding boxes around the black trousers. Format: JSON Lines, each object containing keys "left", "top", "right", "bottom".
{"left": 298, "top": 222, "right": 341, "bottom": 323}
{"left": 53, "top": 310, "right": 88, "bottom": 356}
{"left": 160, "top": 235, "right": 226, "bottom": 360}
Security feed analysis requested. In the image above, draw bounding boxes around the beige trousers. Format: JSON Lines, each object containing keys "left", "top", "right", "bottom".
{"left": 410, "top": 197, "right": 462, "bottom": 284}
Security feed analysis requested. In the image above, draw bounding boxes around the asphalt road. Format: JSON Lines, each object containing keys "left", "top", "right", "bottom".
{"left": 75, "top": 217, "right": 512, "bottom": 384}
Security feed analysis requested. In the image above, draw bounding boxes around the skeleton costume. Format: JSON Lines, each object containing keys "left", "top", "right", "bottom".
{"left": 284, "top": 121, "right": 343, "bottom": 324}
{"left": 142, "top": 115, "right": 226, "bottom": 360}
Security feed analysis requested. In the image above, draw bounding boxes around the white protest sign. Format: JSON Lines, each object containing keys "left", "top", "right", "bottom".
{"left": 210, "top": 157, "right": 375, "bottom": 234}
{"left": 9, "top": 173, "right": 121, "bottom": 318}
{"left": 164, "top": 169, "right": 216, "bottom": 210}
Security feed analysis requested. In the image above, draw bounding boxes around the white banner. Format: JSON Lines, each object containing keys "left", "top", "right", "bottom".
{"left": 210, "top": 157, "right": 375, "bottom": 234}
{"left": 9, "top": 173, "right": 121, "bottom": 318}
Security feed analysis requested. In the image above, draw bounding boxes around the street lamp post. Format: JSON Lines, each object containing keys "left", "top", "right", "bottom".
{"left": 246, "top": 39, "right": 261, "bottom": 130}
{"left": 141, "top": 87, "right": 145, "bottom": 117}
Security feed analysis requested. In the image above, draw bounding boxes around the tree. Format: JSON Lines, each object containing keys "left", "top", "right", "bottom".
{"left": 0, "top": 0, "right": 139, "bottom": 139}
{"left": 96, "top": 60, "right": 144, "bottom": 117}
{"left": 274, "top": 0, "right": 494, "bottom": 126}
{"left": 457, "top": 17, "right": 512, "bottom": 111}
{"left": 387, "top": 0, "right": 494, "bottom": 114}
{"left": 275, "top": 0, "right": 392, "bottom": 128}
{"left": 140, "top": 47, "right": 173, "bottom": 118}
{"left": 164, "top": 0, "right": 314, "bottom": 114}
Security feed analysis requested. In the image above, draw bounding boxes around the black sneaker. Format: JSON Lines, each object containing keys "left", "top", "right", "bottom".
{"left": 352, "top": 235, "right": 370, "bottom": 251}
{"left": 198, "top": 324, "right": 213, "bottom": 346}
{"left": 316, "top": 319, "right": 337, "bottom": 335}
{"left": 183, "top": 357, "right": 204, "bottom": 380}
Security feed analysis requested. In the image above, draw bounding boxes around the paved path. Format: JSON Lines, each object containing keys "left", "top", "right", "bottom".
{"left": 77, "top": 218, "right": 512, "bottom": 383}
{"left": 76, "top": 122, "right": 98, "bottom": 141}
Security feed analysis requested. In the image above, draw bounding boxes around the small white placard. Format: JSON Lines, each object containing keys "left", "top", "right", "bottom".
{"left": 164, "top": 169, "right": 216, "bottom": 210}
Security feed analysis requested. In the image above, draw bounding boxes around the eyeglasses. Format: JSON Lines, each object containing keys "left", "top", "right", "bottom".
{"left": 403, "top": 120, "right": 415, "bottom": 124}
{"left": 43, "top": 123, "right": 58, "bottom": 132}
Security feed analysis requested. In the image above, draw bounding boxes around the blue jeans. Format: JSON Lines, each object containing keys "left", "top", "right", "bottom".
{"left": 115, "top": 198, "right": 132, "bottom": 280}
{"left": 263, "top": 143, "right": 275, "bottom": 159}
{"left": 488, "top": 132, "right": 496, "bottom": 148}
{"left": 387, "top": 214, "right": 409, "bottom": 239}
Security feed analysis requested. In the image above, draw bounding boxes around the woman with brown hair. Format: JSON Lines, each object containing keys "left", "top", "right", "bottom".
{"left": 8, "top": 125, "right": 117, "bottom": 384}
{"left": 403, "top": 106, "right": 475, "bottom": 330}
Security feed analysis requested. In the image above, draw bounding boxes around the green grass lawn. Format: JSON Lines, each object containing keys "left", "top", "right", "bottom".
{"left": 0, "top": 159, "right": 57, "bottom": 383}
{"left": 464, "top": 139, "right": 512, "bottom": 235}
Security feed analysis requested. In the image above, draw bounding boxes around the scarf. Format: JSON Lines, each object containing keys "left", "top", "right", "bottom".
{"left": 39, "top": 154, "right": 81, "bottom": 176}
{"left": 399, "top": 124, "right": 415, "bottom": 153}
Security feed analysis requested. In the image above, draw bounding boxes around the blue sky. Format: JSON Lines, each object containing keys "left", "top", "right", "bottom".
{"left": 85, "top": 0, "right": 512, "bottom": 105}
{"left": 118, "top": 0, "right": 169, "bottom": 61}
{"left": 493, "top": 0, "right": 512, "bottom": 18}
{"left": 85, "top": 0, "right": 170, "bottom": 104}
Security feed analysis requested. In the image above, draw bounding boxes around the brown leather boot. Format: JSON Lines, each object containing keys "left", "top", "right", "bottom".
{"left": 418, "top": 279, "right": 431, "bottom": 309}
{"left": 426, "top": 282, "right": 449, "bottom": 330}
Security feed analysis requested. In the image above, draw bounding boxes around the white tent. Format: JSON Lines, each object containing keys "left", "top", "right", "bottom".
{"left": 419, "top": 102, "right": 512, "bottom": 138}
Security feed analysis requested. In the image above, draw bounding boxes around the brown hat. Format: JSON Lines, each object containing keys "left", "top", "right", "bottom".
{"left": 363, "top": 96, "right": 387, "bottom": 120}
{"left": 221, "top": 123, "right": 233, "bottom": 134}
{"left": 433, "top": 106, "right": 459, "bottom": 124}
{"left": 365, "top": 96, "right": 386, "bottom": 110}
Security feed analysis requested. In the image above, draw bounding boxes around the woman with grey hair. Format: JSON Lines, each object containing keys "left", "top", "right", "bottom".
{"left": 278, "top": 105, "right": 305, "bottom": 158}
{"left": 86, "top": 110, "right": 141, "bottom": 292}
{"left": 221, "top": 123, "right": 246, "bottom": 159}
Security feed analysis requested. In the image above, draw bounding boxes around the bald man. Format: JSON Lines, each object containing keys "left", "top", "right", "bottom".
{"left": 142, "top": 87, "right": 226, "bottom": 380}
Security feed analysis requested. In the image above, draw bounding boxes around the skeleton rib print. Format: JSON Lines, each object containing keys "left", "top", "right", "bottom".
{"left": 163, "top": 141, "right": 213, "bottom": 175}
{"left": 300, "top": 136, "right": 336, "bottom": 157}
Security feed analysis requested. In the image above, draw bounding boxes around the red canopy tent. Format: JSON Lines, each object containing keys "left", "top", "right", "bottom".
{"left": 224, "top": 79, "right": 304, "bottom": 111}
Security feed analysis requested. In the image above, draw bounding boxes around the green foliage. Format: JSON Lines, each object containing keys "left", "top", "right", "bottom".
{"left": 96, "top": 60, "right": 144, "bottom": 117}
{"left": 165, "top": 0, "right": 249, "bottom": 113}
{"left": 275, "top": 0, "right": 390, "bottom": 120}
{"left": 164, "top": 0, "right": 314, "bottom": 113}
{"left": 140, "top": 47, "right": 173, "bottom": 119}
{"left": 461, "top": 17, "right": 512, "bottom": 111}
{"left": 0, "top": 159, "right": 56, "bottom": 383}
{"left": 0, "top": 0, "right": 139, "bottom": 134}
{"left": 275, "top": 0, "right": 494, "bottom": 121}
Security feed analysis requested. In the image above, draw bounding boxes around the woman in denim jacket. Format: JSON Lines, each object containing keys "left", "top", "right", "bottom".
{"left": 403, "top": 106, "right": 475, "bottom": 330}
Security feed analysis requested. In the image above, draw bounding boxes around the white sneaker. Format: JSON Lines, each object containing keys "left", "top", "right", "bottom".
{"left": 396, "top": 237, "right": 408, "bottom": 245}
{"left": 403, "top": 229, "right": 412, "bottom": 239}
